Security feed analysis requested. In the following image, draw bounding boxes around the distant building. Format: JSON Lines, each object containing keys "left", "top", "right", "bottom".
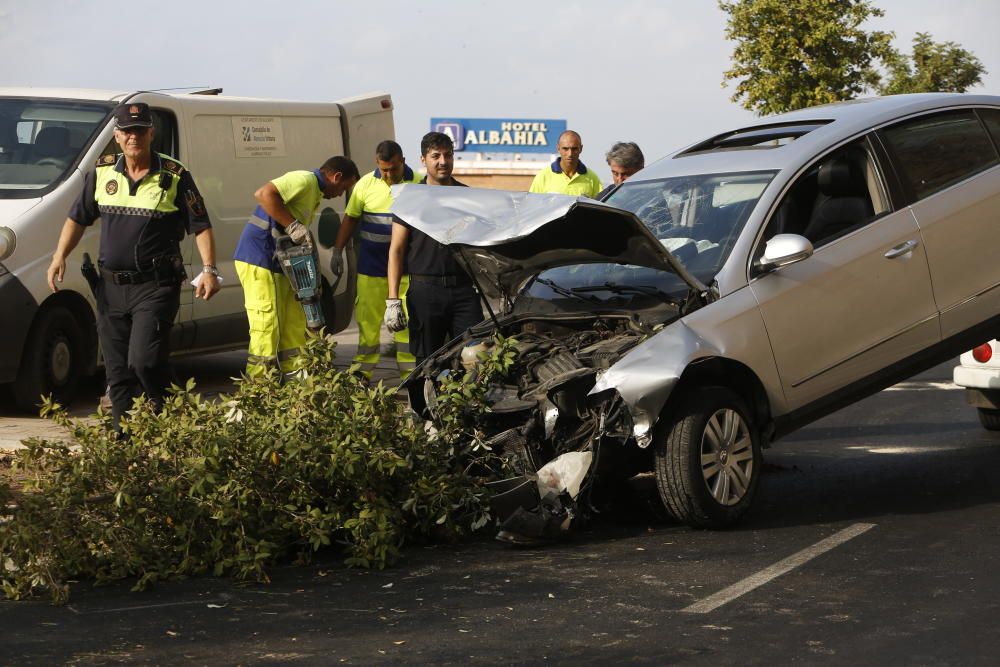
{"left": 430, "top": 117, "right": 566, "bottom": 190}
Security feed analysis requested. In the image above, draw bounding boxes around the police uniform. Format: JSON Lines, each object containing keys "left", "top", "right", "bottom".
{"left": 233, "top": 169, "right": 327, "bottom": 376}
{"left": 528, "top": 158, "right": 602, "bottom": 197}
{"left": 69, "top": 152, "right": 211, "bottom": 427}
{"left": 344, "top": 165, "right": 421, "bottom": 378}
{"left": 404, "top": 176, "right": 483, "bottom": 364}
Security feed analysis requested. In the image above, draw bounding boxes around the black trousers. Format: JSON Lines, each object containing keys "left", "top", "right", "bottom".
{"left": 406, "top": 281, "right": 484, "bottom": 364}
{"left": 96, "top": 278, "right": 180, "bottom": 430}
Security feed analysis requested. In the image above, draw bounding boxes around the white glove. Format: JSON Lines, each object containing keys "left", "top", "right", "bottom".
{"left": 329, "top": 249, "right": 344, "bottom": 276}
{"left": 384, "top": 298, "right": 407, "bottom": 333}
{"left": 285, "top": 220, "right": 310, "bottom": 245}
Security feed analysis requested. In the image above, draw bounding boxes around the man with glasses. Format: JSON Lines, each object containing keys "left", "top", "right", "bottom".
{"left": 46, "top": 102, "right": 220, "bottom": 432}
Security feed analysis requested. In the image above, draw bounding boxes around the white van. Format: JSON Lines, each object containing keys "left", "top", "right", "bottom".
{"left": 0, "top": 87, "right": 392, "bottom": 410}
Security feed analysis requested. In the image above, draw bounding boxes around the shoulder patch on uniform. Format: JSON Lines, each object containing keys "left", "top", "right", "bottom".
{"left": 161, "top": 159, "right": 185, "bottom": 176}
{"left": 96, "top": 154, "right": 117, "bottom": 167}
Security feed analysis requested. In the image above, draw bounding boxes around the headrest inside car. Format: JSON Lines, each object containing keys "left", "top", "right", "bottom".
{"left": 817, "top": 158, "right": 858, "bottom": 197}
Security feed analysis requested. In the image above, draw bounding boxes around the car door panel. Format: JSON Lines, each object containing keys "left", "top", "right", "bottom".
{"left": 750, "top": 208, "right": 939, "bottom": 408}
{"left": 909, "top": 166, "right": 1000, "bottom": 339}
{"left": 876, "top": 108, "right": 1000, "bottom": 340}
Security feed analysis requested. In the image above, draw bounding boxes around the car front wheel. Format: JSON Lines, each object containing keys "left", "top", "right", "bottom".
{"left": 654, "top": 386, "right": 761, "bottom": 528}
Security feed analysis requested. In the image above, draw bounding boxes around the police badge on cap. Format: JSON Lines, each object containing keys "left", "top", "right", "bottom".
{"left": 114, "top": 102, "right": 153, "bottom": 129}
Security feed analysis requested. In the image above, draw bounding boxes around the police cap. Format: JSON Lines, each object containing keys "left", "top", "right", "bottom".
{"left": 114, "top": 102, "right": 153, "bottom": 129}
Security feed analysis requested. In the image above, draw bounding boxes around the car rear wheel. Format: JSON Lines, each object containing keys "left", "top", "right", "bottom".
{"left": 13, "top": 307, "right": 85, "bottom": 412}
{"left": 978, "top": 408, "right": 1000, "bottom": 431}
{"left": 654, "top": 386, "right": 761, "bottom": 528}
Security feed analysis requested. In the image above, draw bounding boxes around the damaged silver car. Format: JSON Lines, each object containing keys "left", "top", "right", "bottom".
{"left": 392, "top": 94, "right": 1000, "bottom": 539}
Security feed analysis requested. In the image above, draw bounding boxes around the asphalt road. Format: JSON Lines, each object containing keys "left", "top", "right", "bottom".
{"left": 4, "top": 359, "right": 1000, "bottom": 665}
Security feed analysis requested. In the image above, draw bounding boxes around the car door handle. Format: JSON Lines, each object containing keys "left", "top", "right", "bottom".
{"left": 884, "top": 239, "right": 919, "bottom": 259}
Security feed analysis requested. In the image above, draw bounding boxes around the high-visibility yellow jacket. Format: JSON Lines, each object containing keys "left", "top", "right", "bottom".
{"left": 528, "top": 159, "right": 602, "bottom": 198}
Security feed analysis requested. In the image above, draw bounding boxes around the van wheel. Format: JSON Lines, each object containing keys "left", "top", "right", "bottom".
{"left": 978, "top": 408, "right": 1000, "bottom": 431}
{"left": 654, "top": 386, "right": 761, "bottom": 528}
{"left": 13, "top": 307, "right": 84, "bottom": 412}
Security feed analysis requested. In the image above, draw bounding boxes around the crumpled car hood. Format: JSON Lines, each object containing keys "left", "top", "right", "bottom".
{"left": 391, "top": 185, "right": 705, "bottom": 299}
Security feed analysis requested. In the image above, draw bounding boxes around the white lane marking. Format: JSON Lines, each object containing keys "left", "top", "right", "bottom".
{"left": 681, "top": 522, "right": 876, "bottom": 614}
{"left": 67, "top": 599, "right": 227, "bottom": 614}
{"left": 884, "top": 381, "right": 960, "bottom": 392}
{"left": 847, "top": 445, "right": 965, "bottom": 454}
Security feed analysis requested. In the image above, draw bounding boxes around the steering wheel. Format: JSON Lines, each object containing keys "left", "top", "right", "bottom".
{"left": 35, "top": 157, "right": 66, "bottom": 168}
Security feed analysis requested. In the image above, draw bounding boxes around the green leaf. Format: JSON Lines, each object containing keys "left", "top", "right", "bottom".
{"left": 0, "top": 332, "right": 502, "bottom": 603}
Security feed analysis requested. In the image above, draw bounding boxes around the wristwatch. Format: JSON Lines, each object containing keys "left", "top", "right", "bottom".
{"left": 202, "top": 264, "right": 220, "bottom": 277}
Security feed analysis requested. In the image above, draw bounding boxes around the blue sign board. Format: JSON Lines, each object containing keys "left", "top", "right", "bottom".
{"left": 430, "top": 118, "right": 567, "bottom": 154}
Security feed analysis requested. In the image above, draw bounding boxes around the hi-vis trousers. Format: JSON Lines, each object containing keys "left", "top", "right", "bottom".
{"left": 354, "top": 273, "right": 414, "bottom": 379}
{"left": 235, "top": 260, "right": 306, "bottom": 377}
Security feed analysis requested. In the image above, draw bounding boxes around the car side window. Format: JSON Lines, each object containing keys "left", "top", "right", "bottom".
{"left": 979, "top": 108, "right": 1000, "bottom": 151}
{"left": 759, "top": 136, "right": 888, "bottom": 253}
{"left": 879, "top": 109, "right": 999, "bottom": 201}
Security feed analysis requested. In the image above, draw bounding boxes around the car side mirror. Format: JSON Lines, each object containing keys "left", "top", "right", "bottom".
{"left": 759, "top": 233, "right": 813, "bottom": 270}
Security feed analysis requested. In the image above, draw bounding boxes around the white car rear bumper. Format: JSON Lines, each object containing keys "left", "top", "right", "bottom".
{"left": 953, "top": 365, "right": 1000, "bottom": 389}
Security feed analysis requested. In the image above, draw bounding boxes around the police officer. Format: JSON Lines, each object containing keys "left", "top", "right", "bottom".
{"left": 233, "top": 156, "right": 359, "bottom": 377}
{"left": 385, "top": 132, "right": 483, "bottom": 364}
{"left": 332, "top": 140, "right": 420, "bottom": 379}
{"left": 47, "top": 102, "right": 220, "bottom": 431}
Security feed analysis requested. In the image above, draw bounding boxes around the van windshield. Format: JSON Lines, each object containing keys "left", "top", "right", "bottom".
{"left": 0, "top": 99, "right": 113, "bottom": 199}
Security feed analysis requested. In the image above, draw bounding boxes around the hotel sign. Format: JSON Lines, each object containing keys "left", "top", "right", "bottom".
{"left": 430, "top": 117, "right": 567, "bottom": 153}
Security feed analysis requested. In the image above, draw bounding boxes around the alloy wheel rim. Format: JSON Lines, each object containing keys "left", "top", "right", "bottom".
{"left": 50, "top": 338, "right": 72, "bottom": 385}
{"left": 700, "top": 408, "right": 753, "bottom": 506}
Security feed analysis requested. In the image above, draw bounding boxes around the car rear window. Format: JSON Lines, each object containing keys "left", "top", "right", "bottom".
{"left": 880, "top": 109, "right": 999, "bottom": 201}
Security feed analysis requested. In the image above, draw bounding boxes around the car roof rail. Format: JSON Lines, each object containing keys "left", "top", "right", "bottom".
{"left": 678, "top": 121, "right": 832, "bottom": 156}
{"left": 140, "top": 86, "right": 223, "bottom": 96}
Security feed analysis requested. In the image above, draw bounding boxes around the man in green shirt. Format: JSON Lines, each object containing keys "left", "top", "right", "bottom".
{"left": 333, "top": 141, "right": 421, "bottom": 379}
{"left": 528, "top": 130, "right": 602, "bottom": 197}
{"left": 233, "top": 157, "right": 359, "bottom": 376}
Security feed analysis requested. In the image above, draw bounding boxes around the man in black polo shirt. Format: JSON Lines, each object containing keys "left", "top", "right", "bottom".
{"left": 47, "top": 102, "right": 219, "bottom": 431}
{"left": 385, "top": 132, "right": 483, "bottom": 364}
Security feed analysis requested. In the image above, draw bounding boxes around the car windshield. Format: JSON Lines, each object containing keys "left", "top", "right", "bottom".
{"left": 0, "top": 98, "right": 112, "bottom": 199}
{"left": 524, "top": 171, "right": 775, "bottom": 307}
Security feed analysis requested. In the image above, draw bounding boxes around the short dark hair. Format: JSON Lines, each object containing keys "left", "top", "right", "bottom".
{"left": 605, "top": 142, "right": 644, "bottom": 171}
{"left": 421, "top": 131, "right": 454, "bottom": 156}
{"left": 375, "top": 140, "right": 403, "bottom": 162}
{"left": 320, "top": 155, "right": 360, "bottom": 180}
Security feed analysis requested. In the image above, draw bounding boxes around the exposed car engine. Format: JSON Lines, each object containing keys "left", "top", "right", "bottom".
{"left": 408, "top": 314, "right": 657, "bottom": 544}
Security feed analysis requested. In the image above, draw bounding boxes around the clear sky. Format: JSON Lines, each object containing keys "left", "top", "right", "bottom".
{"left": 2, "top": 0, "right": 997, "bottom": 183}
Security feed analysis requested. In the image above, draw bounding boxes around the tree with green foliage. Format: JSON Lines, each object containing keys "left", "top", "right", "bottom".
{"left": 720, "top": 0, "right": 895, "bottom": 115}
{"left": 879, "top": 32, "right": 986, "bottom": 95}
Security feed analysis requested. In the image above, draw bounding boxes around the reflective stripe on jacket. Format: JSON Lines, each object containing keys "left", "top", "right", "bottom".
{"left": 233, "top": 169, "right": 325, "bottom": 271}
{"left": 343, "top": 166, "right": 420, "bottom": 277}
